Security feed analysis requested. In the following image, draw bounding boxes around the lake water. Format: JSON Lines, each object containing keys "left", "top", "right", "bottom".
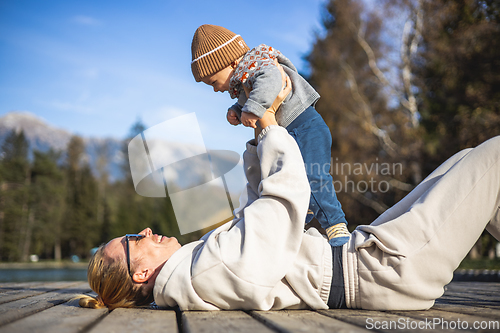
{"left": 0, "top": 268, "right": 87, "bottom": 282}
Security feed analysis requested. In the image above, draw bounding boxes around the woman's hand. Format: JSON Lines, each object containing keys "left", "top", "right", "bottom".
{"left": 242, "top": 58, "right": 291, "bottom": 106}
{"left": 241, "top": 111, "right": 260, "bottom": 128}
{"left": 268, "top": 65, "right": 292, "bottom": 114}
{"left": 244, "top": 59, "right": 293, "bottom": 136}
{"left": 258, "top": 62, "right": 292, "bottom": 129}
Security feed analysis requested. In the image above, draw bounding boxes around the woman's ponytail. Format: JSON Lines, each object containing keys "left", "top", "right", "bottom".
{"left": 77, "top": 294, "right": 106, "bottom": 309}
{"left": 76, "top": 244, "right": 153, "bottom": 310}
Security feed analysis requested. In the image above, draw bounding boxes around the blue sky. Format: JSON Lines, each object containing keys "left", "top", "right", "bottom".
{"left": 0, "top": 0, "right": 326, "bottom": 155}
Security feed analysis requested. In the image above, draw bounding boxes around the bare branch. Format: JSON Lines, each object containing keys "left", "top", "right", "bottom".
{"left": 348, "top": 191, "right": 389, "bottom": 214}
{"left": 388, "top": 178, "right": 414, "bottom": 191}
{"left": 350, "top": 2, "right": 423, "bottom": 129}
{"left": 339, "top": 60, "right": 399, "bottom": 157}
{"left": 400, "top": 0, "right": 423, "bottom": 128}
{"left": 350, "top": 22, "right": 413, "bottom": 112}
{"left": 352, "top": 22, "right": 392, "bottom": 89}
{"left": 410, "top": 0, "right": 423, "bottom": 58}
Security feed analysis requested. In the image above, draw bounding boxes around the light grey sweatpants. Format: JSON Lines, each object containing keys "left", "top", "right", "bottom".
{"left": 343, "top": 136, "right": 500, "bottom": 310}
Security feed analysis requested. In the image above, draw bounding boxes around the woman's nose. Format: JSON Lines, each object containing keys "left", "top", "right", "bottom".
{"left": 139, "top": 228, "right": 152, "bottom": 236}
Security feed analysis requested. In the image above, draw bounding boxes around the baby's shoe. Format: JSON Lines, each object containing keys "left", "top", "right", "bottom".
{"left": 326, "top": 223, "right": 350, "bottom": 247}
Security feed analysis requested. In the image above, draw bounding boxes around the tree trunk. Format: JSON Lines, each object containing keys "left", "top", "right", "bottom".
{"left": 469, "top": 241, "right": 481, "bottom": 260}
{"left": 21, "top": 209, "right": 34, "bottom": 262}
{"left": 54, "top": 239, "right": 62, "bottom": 261}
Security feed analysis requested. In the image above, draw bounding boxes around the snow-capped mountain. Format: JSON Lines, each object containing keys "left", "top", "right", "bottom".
{"left": 0, "top": 111, "right": 246, "bottom": 226}
{"left": 0, "top": 112, "right": 245, "bottom": 191}
{"left": 0, "top": 111, "right": 125, "bottom": 182}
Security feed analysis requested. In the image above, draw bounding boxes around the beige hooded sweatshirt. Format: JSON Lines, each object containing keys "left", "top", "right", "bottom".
{"left": 154, "top": 124, "right": 500, "bottom": 312}
{"left": 154, "top": 126, "right": 334, "bottom": 311}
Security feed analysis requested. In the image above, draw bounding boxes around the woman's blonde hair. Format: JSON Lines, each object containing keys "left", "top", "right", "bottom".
{"left": 77, "top": 244, "right": 154, "bottom": 310}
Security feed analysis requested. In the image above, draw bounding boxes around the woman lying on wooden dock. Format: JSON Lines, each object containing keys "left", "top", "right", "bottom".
{"left": 77, "top": 80, "right": 500, "bottom": 313}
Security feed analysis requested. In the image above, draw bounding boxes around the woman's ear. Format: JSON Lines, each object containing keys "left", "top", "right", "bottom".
{"left": 132, "top": 268, "right": 153, "bottom": 284}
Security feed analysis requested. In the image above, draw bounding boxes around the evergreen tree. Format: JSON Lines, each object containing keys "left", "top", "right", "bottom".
{"left": 96, "top": 141, "right": 111, "bottom": 245}
{"left": 113, "top": 119, "right": 147, "bottom": 237}
{"left": 0, "top": 130, "right": 30, "bottom": 261}
{"left": 112, "top": 119, "right": 187, "bottom": 244}
{"left": 63, "top": 136, "right": 98, "bottom": 259}
{"left": 30, "top": 149, "right": 65, "bottom": 260}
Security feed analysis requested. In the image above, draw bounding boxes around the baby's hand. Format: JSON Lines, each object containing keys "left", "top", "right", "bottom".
{"left": 227, "top": 109, "right": 241, "bottom": 126}
{"left": 240, "top": 111, "right": 260, "bottom": 129}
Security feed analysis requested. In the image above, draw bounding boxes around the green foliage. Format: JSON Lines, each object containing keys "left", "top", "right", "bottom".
{"left": 0, "top": 130, "right": 30, "bottom": 261}
{"left": 29, "top": 150, "right": 65, "bottom": 259}
{"left": 418, "top": 0, "right": 500, "bottom": 173}
{"left": 1, "top": 0, "right": 498, "bottom": 262}
{"left": 458, "top": 258, "right": 500, "bottom": 270}
{"left": 0, "top": 122, "right": 186, "bottom": 262}
{"left": 1, "top": 130, "right": 29, "bottom": 183}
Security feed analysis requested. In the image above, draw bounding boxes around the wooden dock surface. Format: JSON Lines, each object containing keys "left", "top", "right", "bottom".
{"left": 0, "top": 281, "right": 498, "bottom": 332}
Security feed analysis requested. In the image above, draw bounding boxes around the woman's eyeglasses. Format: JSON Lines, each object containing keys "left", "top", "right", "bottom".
{"left": 125, "top": 234, "right": 145, "bottom": 279}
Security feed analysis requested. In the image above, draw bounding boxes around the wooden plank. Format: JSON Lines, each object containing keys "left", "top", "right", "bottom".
{"left": 0, "top": 282, "right": 90, "bottom": 327}
{"left": 443, "top": 282, "right": 500, "bottom": 299}
{"left": 446, "top": 281, "right": 500, "bottom": 291}
{"left": 250, "top": 309, "right": 369, "bottom": 333}
{"left": 0, "top": 296, "right": 108, "bottom": 333}
{"left": 440, "top": 292, "right": 500, "bottom": 303}
{"left": 437, "top": 292, "right": 500, "bottom": 310}
{"left": 387, "top": 309, "right": 500, "bottom": 332}
{"left": 183, "top": 311, "right": 275, "bottom": 333}
{"left": 433, "top": 281, "right": 500, "bottom": 316}
{"left": 0, "top": 280, "right": 494, "bottom": 333}
{"left": 432, "top": 303, "right": 500, "bottom": 320}
{"left": 440, "top": 293, "right": 500, "bottom": 305}
{"left": 87, "top": 307, "right": 178, "bottom": 333}
{"left": 317, "top": 309, "right": 445, "bottom": 333}
{"left": 437, "top": 295, "right": 500, "bottom": 309}
{"left": 0, "top": 281, "right": 81, "bottom": 305}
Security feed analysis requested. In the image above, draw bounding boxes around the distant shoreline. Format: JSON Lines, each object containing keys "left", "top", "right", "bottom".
{"left": 0, "top": 261, "right": 88, "bottom": 269}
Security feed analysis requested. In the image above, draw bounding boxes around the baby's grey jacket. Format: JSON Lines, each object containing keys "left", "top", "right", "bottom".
{"left": 229, "top": 48, "right": 320, "bottom": 128}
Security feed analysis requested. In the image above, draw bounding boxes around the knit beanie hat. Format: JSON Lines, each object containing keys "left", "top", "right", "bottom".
{"left": 191, "top": 24, "right": 250, "bottom": 82}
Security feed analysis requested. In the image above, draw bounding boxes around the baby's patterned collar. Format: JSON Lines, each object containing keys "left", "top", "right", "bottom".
{"left": 229, "top": 44, "right": 281, "bottom": 99}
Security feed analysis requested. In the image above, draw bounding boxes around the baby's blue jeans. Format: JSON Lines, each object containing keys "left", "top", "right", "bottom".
{"left": 286, "top": 106, "right": 349, "bottom": 247}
